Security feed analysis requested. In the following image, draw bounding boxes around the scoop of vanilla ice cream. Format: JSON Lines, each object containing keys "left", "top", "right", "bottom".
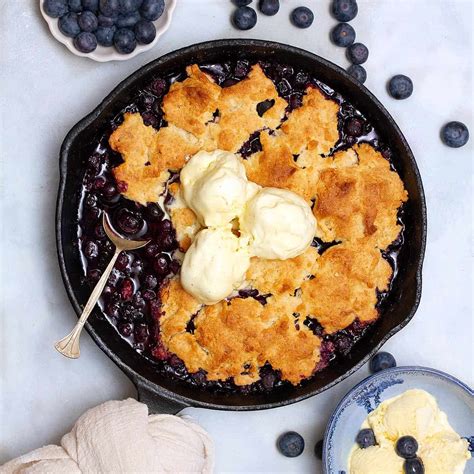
{"left": 241, "top": 187, "right": 316, "bottom": 260}
{"left": 180, "top": 150, "right": 260, "bottom": 227}
{"left": 180, "top": 227, "right": 250, "bottom": 305}
{"left": 349, "top": 445, "right": 403, "bottom": 474}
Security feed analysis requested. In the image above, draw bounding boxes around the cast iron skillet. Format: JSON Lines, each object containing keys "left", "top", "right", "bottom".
{"left": 56, "top": 39, "right": 427, "bottom": 414}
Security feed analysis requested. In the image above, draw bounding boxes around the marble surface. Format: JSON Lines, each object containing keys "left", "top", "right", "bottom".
{"left": 1, "top": 0, "right": 472, "bottom": 472}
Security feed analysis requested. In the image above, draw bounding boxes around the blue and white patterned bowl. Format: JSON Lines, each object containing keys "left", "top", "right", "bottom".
{"left": 323, "top": 366, "right": 474, "bottom": 474}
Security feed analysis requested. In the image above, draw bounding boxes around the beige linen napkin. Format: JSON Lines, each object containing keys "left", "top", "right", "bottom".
{"left": 1, "top": 398, "right": 214, "bottom": 473}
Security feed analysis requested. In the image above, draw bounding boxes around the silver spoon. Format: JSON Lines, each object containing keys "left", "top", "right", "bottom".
{"left": 55, "top": 213, "right": 150, "bottom": 359}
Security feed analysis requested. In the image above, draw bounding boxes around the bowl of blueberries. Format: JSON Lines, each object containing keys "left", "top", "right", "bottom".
{"left": 40, "top": 0, "right": 176, "bottom": 61}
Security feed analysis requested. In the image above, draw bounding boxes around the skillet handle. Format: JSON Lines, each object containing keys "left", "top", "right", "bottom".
{"left": 135, "top": 378, "right": 189, "bottom": 415}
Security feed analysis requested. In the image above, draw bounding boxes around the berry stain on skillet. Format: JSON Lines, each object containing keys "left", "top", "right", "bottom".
{"left": 77, "top": 59, "right": 407, "bottom": 395}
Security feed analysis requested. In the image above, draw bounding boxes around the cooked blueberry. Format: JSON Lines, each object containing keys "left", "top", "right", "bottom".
{"left": 82, "top": 0, "right": 99, "bottom": 11}
{"left": 356, "top": 429, "right": 376, "bottom": 448}
{"left": 277, "top": 431, "right": 305, "bottom": 457}
{"left": 95, "top": 25, "right": 116, "bottom": 46}
{"left": 135, "top": 19, "right": 156, "bottom": 44}
{"left": 114, "top": 28, "right": 136, "bottom": 53}
{"left": 115, "top": 11, "right": 141, "bottom": 28}
{"left": 99, "top": 0, "right": 120, "bottom": 16}
{"left": 119, "top": 0, "right": 142, "bottom": 14}
{"left": 84, "top": 240, "right": 99, "bottom": 259}
{"left": 115, "top": 208, "right": 142, "bottom": 234}
{"left": 232, "top": 6, "right": 257, "bottom": 30}
{"left": 146, "top": 203, "right": 164, "bottom": 221}
{"left": 78, "top": 10, "right": 98, "bottom": 31}
{"left": 314, "top": 439, "right": 324, "bottom": 459}
{"left": 344, "top": 116, "right": 365, "bottom": 137}
{"left": 140, "top": 0, "right": 164, "bottom": 20}
{"left": 73, "top": 32, "right": 98, "bottom": 52}
{"left": 115, "top": 252, "right": 130, "bottom": 270}
{"left": 142, "top": 289, "right": 156, "bottom": 301}
{"left": 441, "top": 121, "right": 469, "bottom": 148}
{"left": 291, "top": 6, "right": 314, "bottom": 28}
{"left": 154, "top": 254, "right": 170, "bottom": 275}
{"left": 97, "top": 13, "right": 116, "bottom": 25}
{"left": 259, "top": 0, "right": 279, "bottom": 16}
{"left": 159, "top": 234, "right": 177, "bottom": 251}
{"left": 43, "top": 0, "right": 68, "bottom": 18}
{"left": 404, "top": 457, "right": 424, "bottom": 474}
{"left": 347, "top": 43, "right": 368, "bottom": 64}
{"left": 68, "top": 0, "right": 83, "bottom": 12}
{"left": 59, "top": 13, "right": 81, "bottom": 37}
{"left": 118, "top": 321, "right": 133, "bottom": 337}
{"left": 332, "top": 0, "right": 358, "bottom": 22}
{"left": 87, "top": 268, "right": 101, "bottom": 282}
{"left": 134, "top": 322, "right": 149, "bottom": 343}
{"left": 120, "top": 278, "right": 134, "bottom": 301}
{"left": 331, "top": 22, "right": 355, "bottom": 47}
{"left": 388, "top": 74, "right": 413, "bottom": 100}
{"left": 232, "top": 0, "right": 252, "bottom": 5}
{"left": 347, "top": 64, "right": 366, "bottom": 83}
{"left": 396, "top": 436, "right": 418, "bottom": 459}
{"left": 102, "top": 183, "right": 117, "bottom": 198}
{"left": 144, "top": 274, "right": 158, "bottom": 289}
{"left": 369, "top": 351, "right": 397, "bottom": 373}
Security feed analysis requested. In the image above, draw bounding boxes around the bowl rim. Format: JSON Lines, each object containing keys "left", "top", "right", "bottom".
{"left": 322, "top": 365, "right": 474, "bottom": 473}
{"left": 38, "top": 0, "right": 177, "bottom": 62}
{"left": 56, "top": 39, "right": 427, "bottom": 411}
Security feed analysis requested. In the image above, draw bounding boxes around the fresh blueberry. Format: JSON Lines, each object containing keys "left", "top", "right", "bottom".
{"left": 441, "top": 121, "right": 470, "bottom": 148}
{"left": 291, "top": 6, "right": 314, "bottom": 28}
{"left": 331, "top": 22, "right": 355, "bottom": 47}
{"left": 332, "top": 0, "right": 358, "bottom": 22}
{"left": 314, "top": 439, "right": 324, "bottom": 459}
{"left": 114, "top": 28, "right": 136, "bottom": 53}
{"left": 82, "top": 0, "right": 99, "bottom": 11}
{"left": 78, "top": 10, "right": 98, "bottom": 31}
{"left": 396, "top": 436, "right": 418, "bottom": 459}
{"left": 140, "top": 0, "right": 164, "bottom": 20}
{"left": 95, "top": 25, "right": 116, "bottom": 45}
{"left": 232, "top": 0, "right": 252, "bottom": 5}
{"left": 135, "top": 19, "right": 156, "bottom": 44}
{"left": 73, "top": 31, "right": 98, "bottom": 52}
{"left": 388, "top": 74, "right": 413, "bottom": 100}
{"left": 43, "top": 0, "right": 68, "bottom": 18}
{"left": 59, "top": 13, "right": 81, "bottom": 37}
{"left": 68, "top": 0, "right": 83, "bottom": 12}
{"left": 370, "top": 351, "right": 397, "bottom": 373}
{"left": 404, "top": 457, "right": 424, "bottom": 474}
{"left": 115, "top": 11, "right": 141, "bottom": 27}
{"left": 356, "top": 429, "right": 376, "bottom": 448}
{"left": 99, "top": 0, "right": 120, "bottom": 16}
{"left": 347, "top": 64, "right": 367, "bottom": 83}
{"left": 97, "top": 13, "right": 116, "bottom": 25}
{"left": 347, "top": 42, "right": 368, "bottom": 64}
{"left": 119, "top": 0, "right": 142, "bottom": 14}
{"left": 259, "top": 0, "right": 279, "bottom": 16}
{"left": 277, "top": 431, "right": 305, "bottom": 457}
{"left": 232, "top": 6, "right": 257, "bottom": 30}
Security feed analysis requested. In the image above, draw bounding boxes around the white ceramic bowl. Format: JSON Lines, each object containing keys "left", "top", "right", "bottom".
{"left": 39, "top": 0, "right": 176, "bottom": 62}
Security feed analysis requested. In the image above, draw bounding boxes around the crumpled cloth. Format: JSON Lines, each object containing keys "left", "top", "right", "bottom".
{"left": 1, "top": 398, "right": 214, "bottom": 474}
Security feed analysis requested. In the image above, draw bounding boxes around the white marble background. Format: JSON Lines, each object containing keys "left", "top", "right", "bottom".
{"left": 1, "top": 0, "right": 472, "bottom": 472}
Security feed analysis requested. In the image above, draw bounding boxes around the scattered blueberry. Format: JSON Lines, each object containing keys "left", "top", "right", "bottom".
{"left": 370, "top": 351, "right": 397, "bottom": 373}
{"left": 332, "top": 0, "right": 358, "bottom": 22}
{"left": 82, "top": 0, "right": 99, "bottom": 12}
{"left": 356, "top": 429, "right": 376, "bottom": 448}
{"left": 43, "top": 0, "right": 68, "bottom": 18}
{"left": 331, "top": 22, "right": 355, "bottom": 47}
{"left": 232, "top": 0, "right": 252, "bottom": 5}
{"left": 58, "top": 13, "right": 81, "bottom": 37}
{"left": 388, "top": 74, "right": 413, "bottom": 100}
{"left": 396, "top": 436, "right": 418, "bottom": 459}
{"left": 99, "top": 0, "right": 120, "bottom": 16}
{"left": 347, "top": 42, "right": 368, "bottom": 64}
{"left": 291, "top": 7, "right": 314, "bottom": 28}
{"left": 441, "top": 121, "right": 469, "bottom": 148}
{"left": 78, "top": 10, "right": 99, "bottom": 32}
{"left": 135, "top": 19, "right": 156, "bottom": 44}
{"left": 98, "top": 13, "right": 117, "bottom": 25}
{"left": 73, "top": 31, "right": 98, "bottom": 52}
{"left": 347, "top": 64, "right": 367, "bottom": 83}
{"left": 114, "top": 27, "right": 136, "bottom": 53}
{"left": 259, "top": 0, "right": 279, "bottom": 16}
{"left": 115, "top": 11, "right": 141, "bottom": 28}
{"left": 68, "top": 0, "right": 83, "bottom": 12}
{"left": 404, "top": 457, "right": 424, "bottom": 474}
{"left": 277, "top": 431, "right": 305, "bottom": 457}
{"left": 140, "top": 0, "right": 164, "bottom": 21}
{"left": 119, "top": 0, "right": 142, "bottom": 14}
{"left": 95, "top": 25, "right": 117, "bottom": 46}
{"left": 232, "top": 6, "right": 257, "bottom": 30}
{"left": 314, "top": 439, "right": 324, "bottom": 459}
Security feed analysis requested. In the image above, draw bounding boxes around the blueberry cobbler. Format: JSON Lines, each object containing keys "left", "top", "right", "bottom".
{"left": 78, "top": 60, "right": 407, "bottom": 393}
